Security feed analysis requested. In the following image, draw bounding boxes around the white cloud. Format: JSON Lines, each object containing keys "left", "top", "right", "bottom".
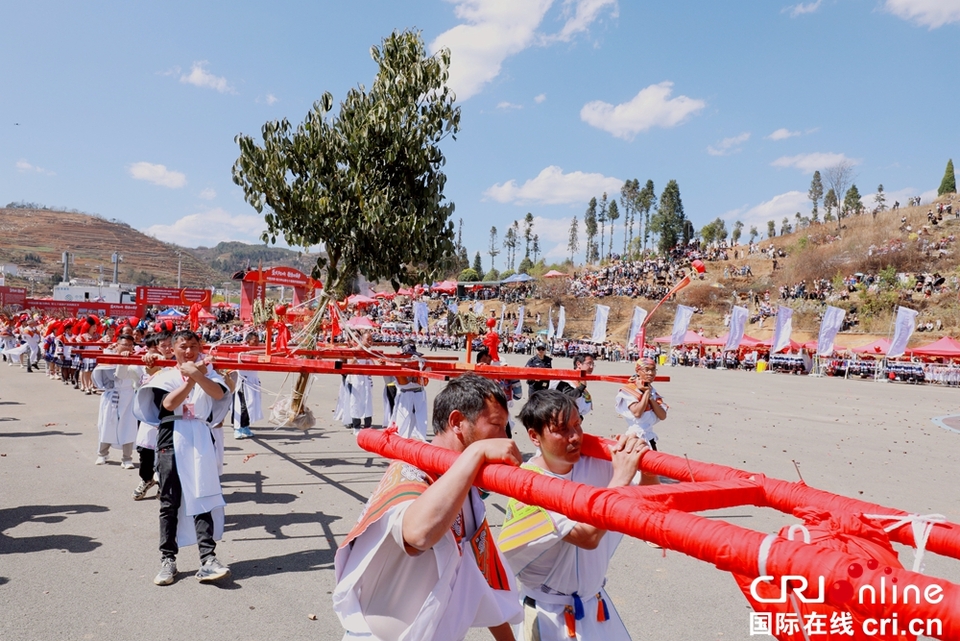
{"left": 580, "top": 82, "right": 705, "bottom": 140}
{"left": 484, "top": 165, "right": 622, "bottom": 205}
{"left": 707, "top": 132, "right": 750, "bottom": 156}
{"left": 534, "top": 93, "right": 547, "bottom": 103}
{"left": 430, "top": 0, "right": 615, "bottom": 101}
{"left": 783, "top": 0, "right": 822, "bottom": 18}
{"left": 179, "top": 61, "right": 234, "bottom": 94}
{"left": 767, "top": 127, "right": 801, "bottom": 141}
{"left": 883, "top": 0, "right": 960, "bottom": 28}
{"left": 144, "top": 208, "right": 266, "bottom": 246}
{"left": 771, "top": 152, "right": 859, "bottom": 174}
{"left": 128, "top": 162, "right": 187, "bottom": 188}
{"left": 15, "top": 159, "right": 55, "bottom": 176}
{"left": 199, "top": 188, "right": 216, "bottom": 200}
{"left": 497, "top": 101, "right": 523, "bottom": 110}
{"left": 722, "top": 190, "right": 810, "bottom": 230}
{"left": 861, "top": 186, "right": 939, "bottom": 209}
{"left": 550, "top": 0, "right": 618, "bottom": 42}
{"left": 265, "top": 93, "right": 278, "bottom": 105}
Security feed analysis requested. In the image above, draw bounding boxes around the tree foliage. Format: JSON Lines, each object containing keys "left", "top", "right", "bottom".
{"left": 767, "top": 220, "right": 777, "bottom": 238}
{"left": 584, "top": 197, "right": 598, "bottom": 263}
{"left": 650, "top": 180, "right": 685, "bottom": 252}
{"left": 808, "top": 170, "right": 823, "bottom": 217}
{"left": 638, "top": 180, "right": 656, "bottom": 252}
{"left": 232, "top": 30, "right": 460, "bottom": 298}
{"left": 732, "top": 220, "right": 743, "bottom": 244}
{"left": 606, "top": 199, "right": 620, "bottom": 258}
{"left": 567, "top": 215, "right": 579, "bottom": 263}
{"left": 939, "top": 159, "right": 956, "bottom": 196}
{"left": 472, "top": 251, "right": 483, "bottom": 275}
{"left": 843, "top": 184, "right": 863, "bottom": 217}
{"left": 824, "top": 161, "right": 855, "bottom": 229}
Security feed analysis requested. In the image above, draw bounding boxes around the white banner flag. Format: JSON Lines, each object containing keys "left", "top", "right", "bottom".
{"left": 627, "top": 306, "right": 648, "bottom": 348}
{"left": 670, "top": 305, "right": 695, "bottom": 347}
{"left": 447, "top": 301, "right": 458, "bottom": 315}
{"left": 547, "top": 308, "right": 555, "bottom": 339}
{"left": 556, "top": 306, "right": 566, "bottom": 339}
{"left": 887, "top": 306, "right": 918, "bottom": 358}
{"left": 591, "top": 305, "right": 610, "bottom": 343}
{"left": 724, "top": 306, "right": 749, "bottom": 352}
{"left": 817, "top": 306, "right": 846, "bottom": 356}
{"left": 498, "top": 304, "right": 506, "bottom": 333}
{"left": 514, "top": 305, "right": 525, "bottom": 335}
{"left": 412, "top": 301, "right": 429, "bottom": 333}
{"left": 473, "top": 301, "right": 484, "bottom": 316}
{"left": 771, "top": 306, "right": 794, "bottom": 354}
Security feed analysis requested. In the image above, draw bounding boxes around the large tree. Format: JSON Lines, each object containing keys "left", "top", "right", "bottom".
{"left": 620, "top": 178, "right": 639, "bottom": 255}
{"left": 638, "top": 180, "right": 656, "bottom": 253}
{"left": 824, "top": 161, "right": 855, "bottom": 230}
{"left": 823, "top": 188, "right": 838, "bottom": 220}
{"left": 597, "top": 193, "right": 608, "bottom": 261}
{"left": 650, "top": 180, "right": 685, "bottom": 252}
{"left": 502, "top": 224, "right": 517, "bottom": 270}
{"left": 939, "top": 159, "right": 957, "bottom": 196}
{"left": 567, "top": 215, "right": 579, "bottom": 263}
{"left": 843, "top": 184, "right": 863, "bottom": 217}
{"left": 523, "top": 212, "right": 534, "bottom": 259}
{"left": 488, "top": 226, "right": 500, "bottom": 270}
{"left": 584, "top": 197, "right": 598, "bottom": 264}
{"left": 606, "top": 199, "right": 620, "bottom": 258}
{"left": 808, "top": 170, "right": 823, "bottom": 218}
{"left": 732, "top": 220, "right": 744, "bottom": 244}
{"left": 232, "top": 30, "right": 460, "bottom": 299}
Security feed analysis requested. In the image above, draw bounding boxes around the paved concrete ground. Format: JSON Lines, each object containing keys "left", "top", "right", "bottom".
{"left": 1, "top": 353, "right": 958, "bottom": 641}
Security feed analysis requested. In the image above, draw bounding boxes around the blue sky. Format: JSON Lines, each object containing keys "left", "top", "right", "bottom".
{"left": 2, "top": 0, "right": 958, "bottom": 266}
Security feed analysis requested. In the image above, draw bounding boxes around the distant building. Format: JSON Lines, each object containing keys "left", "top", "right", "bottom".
{"left": 53, "top": 283, "right": 134, "bottom": 304}
{"left": 0, "top": 264, "right": 18, "bottom": 277}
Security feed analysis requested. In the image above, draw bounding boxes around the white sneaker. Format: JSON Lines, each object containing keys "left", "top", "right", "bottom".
{"left": 120, "top": 461, "right": 136, "bottom": 470}
{"left": 95, "top": 456, "right": 107, "bottom": 465}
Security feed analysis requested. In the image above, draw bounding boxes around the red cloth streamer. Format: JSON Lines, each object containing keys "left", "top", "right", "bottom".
{"left": 188, "top": 303, "right": 203, "bottom": 331}
{"left": 356, "top": 429, "right": 960, "bottom": 639}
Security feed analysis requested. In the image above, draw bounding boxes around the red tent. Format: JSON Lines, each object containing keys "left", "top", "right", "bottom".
{"left": 849, "top": 338, "right": 891, "bottom": 355}
{"left": 543, "top": 269, "right": 568, "bottom": 278}
{"left": 346, "top": 316, "right": 377, "bottom": 330}
{"left": 701, "top": 333, "right": 763, "bottom": 348}
{"left": 396, "top": 287, "right": 414, "bottom": 297}
{"left": 756, "top": 337, "right": 802, "bottom": 353}
{"left": 653, "top": 330, "right": 706, "bottom": 345}
{"left": 908, "top": 336, "right": 960, "bottom": 358}
{"left": 346, "top": 294, "right": 378, "bottom": 306}
{"left": 431, "top": 280, "right": 458, "bottom": 294}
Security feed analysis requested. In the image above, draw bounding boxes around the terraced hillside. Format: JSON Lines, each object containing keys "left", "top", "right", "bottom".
{"left": 0, "top": 207, "right": 223, "bottom": 291}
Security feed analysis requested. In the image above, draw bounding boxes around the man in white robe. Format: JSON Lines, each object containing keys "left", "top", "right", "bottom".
{"left": 93, "top": 334, "right": 141, "bottom": 468}
{"left": 232, "top": 331, "right": 263, "bottom": 439}
{"left": 133, "top": 330, "right": 232, "bottom": 586}
{"left": 498, "top": 390, "right": 646, "bottom": 641}
{"left": 392, "top": 342, "right": 428, "bottom": 440}
{"left": 333, "top": 374, "right": 524, "bottom": 641}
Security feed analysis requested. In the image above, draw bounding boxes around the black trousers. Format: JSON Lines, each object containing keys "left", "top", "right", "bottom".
{"left": 235, "top": 390, "right": 250, "bottom": 428}
{"left": 137, "top": 446, "right": 155, "bottom": 483}
{"left": 156, "top": 449, "right": 216, "bottom": 563}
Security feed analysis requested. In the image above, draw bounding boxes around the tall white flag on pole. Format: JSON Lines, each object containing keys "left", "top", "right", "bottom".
{"left": 473, "top": 301, "right": 484, "bottom": 316}
{"left": 556, "top": 306, "right": 566, "bottom": 339}
{"left": 498, "top": 304, "right": 506, "bottom": 333}
{"left": 591, "top": 305, "right": 610, "bottom": 343}
{"left": 627, "top": 306, "right": 648, "bottom": 348}
{"left": 724, "top": 306, "right": 749, "bottom": 352}
{"left": 547, "top": 308, "right": 555, "bottom": 339}
{"left": 514, "top": 306, "right": 525, "bottom": 336}
{"left": 817, "top": 306, "right": 847, "bottom": 356}
{"left": 670, "top": 305, "right": 695, "bottom": 347}
{"left": 771, "top": 306, "right": 794, "bottom": 354}
{"left": 886, "top": 306, "right": 918, "bottom": 358}
{"left": 412, "top": 301, "right": 429, "bottom": 333}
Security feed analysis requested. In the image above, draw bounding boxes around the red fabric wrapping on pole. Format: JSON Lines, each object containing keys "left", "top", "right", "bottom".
{"left": 579, "top": 434, "right": 960, "bottom": 560}
{"left": 355, "top": 428, "right": 960, "bottom": 639}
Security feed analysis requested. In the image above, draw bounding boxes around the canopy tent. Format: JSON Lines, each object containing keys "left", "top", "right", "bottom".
{"left": 653, "top": 330, "right": 706, "bottom": 345}
{"left": 501, "top": 273, "right": 534, "bottom": 283}
{"left": 908, "top": 335, "right": 960, "bottom": 358}
{"left": 849, "top": 338, "right": 892, "bottom": 355}
{"left": 700, "top": 333, "right": 763, "bottom": 348}
{"left": 346, "top": 315, "right": 377, "bottom": 330}
{"left": 396, "top": 287, "right": 414, "bottom": 297}
{"left": 157, "top": 308, "right": 186, "bottom": 317}
{"left": 213, "top": 301, "right": 233, "bottom": 309}
{"left": 542, "top": 269, "right": 568, "bottom": 278}
{"left": 756, "top": 337, "right": 802, "bottom": 353}
{"left": 197, "top": 309, "right": 217, "bottom": 322}
{"left": 430, "top": 280, "right": 458, "bottom": 294}
{"left": 374, "top": 292, "right": 395, "bottom": 300}
{"left": 346, "top": 294, "right": 378, "bottom": 306}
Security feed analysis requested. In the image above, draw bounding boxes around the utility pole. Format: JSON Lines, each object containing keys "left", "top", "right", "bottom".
{"left": 176, "top": 251, "right": 182, "bottom": 288}
{"left": 111, "top": 252, "right": 122, "bottom": 284}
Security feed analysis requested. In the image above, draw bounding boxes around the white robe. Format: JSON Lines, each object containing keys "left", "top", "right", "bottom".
{"left": 499, "top": 457, "right": 632, "bottom": 641}
{"left": 93, "top": 364, "right": 142, "bottom": 447}
{"left": 615, "top": 386, "right": 663, "bottom": 443}
{"left": 392, "top": 382, "right": 428, "bottom": 441}
{"left": 334, "top": 464, "right": 522, "bottom": 641}
{"left": 347, "top": 365, "right": 374, "bottom": 421}
{"left": 232, "top": 370, "right": 263, "bottom": 426}
{"left": 133, "top": 367, "right": 231, "bottom": 548}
